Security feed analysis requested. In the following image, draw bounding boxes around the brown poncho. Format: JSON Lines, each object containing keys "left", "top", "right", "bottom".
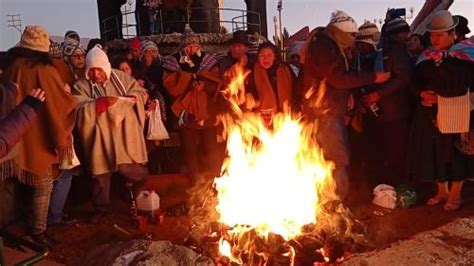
{"left": 0, "top": 57, "right": 77, "bottom": 184}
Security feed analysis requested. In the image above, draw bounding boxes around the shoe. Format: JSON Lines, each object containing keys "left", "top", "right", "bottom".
{"left": 31, "top": 233, "right": 55, "bottom": 248}
{"left": 444, "top": 199, "right": 462, "bottom": 211}
{"left": 427, "top": 195, "right": 447, "bottom": 205}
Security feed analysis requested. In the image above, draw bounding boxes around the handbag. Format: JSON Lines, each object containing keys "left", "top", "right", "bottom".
{"left": 147, "top": 100, "right": 170, "bottom": 141}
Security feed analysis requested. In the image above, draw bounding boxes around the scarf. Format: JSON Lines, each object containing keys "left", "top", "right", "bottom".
{"left": 253, "top": 63, "right": 293, "bottom": 112}
{"left": 326, "top": 25, "right": 355, "bottom": 71}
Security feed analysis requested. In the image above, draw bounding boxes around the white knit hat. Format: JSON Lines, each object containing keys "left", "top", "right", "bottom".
{"left": 85, "top": 44, "right": 111, "bottom": 80}
{"left": 17, "top": 25, "right": 51, "bottom": 53}
{"left": 329, "top": 10, "right": 358, "bottom": 33}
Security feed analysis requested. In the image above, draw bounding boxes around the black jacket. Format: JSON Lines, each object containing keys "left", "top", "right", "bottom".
{"left": 375, "top": 41, "right": 414, "bottom": 122}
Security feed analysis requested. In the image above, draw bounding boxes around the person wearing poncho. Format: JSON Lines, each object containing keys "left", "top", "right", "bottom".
{"left": 73, "top": 45, "right": 149, "bottom": 215}
{"left": 407, "top": 11, "right": 474, "bottom": 211}
{"left": 0, "top": 25, "right": 77, "bottom": 245}
{"left": 161, "top": 25, "right": 223, "bottom": 181}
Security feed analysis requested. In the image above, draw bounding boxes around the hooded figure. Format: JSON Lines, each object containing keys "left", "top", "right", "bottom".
{"left": 73, "top": 45, "right": 148, "bottom": 214}
{"left": 0, "top": 25, "right": 77, "bottom": 245}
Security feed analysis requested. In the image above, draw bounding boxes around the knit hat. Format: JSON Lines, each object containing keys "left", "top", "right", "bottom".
{"left": 181, "top": 24, "right": 200, "bottom": 47}
{"left": 230, "top": 30, "right": 249, "bottom": 45}
{"left": 85, "top": 44, "right": 111, "bottom": 80}
{"left": 140, "top": 40, "right": 158, "bottom": 53}
{"left": 62, "top": 38, "right": 85, "bottom": 57}
{"left": 427, "top": 10, "right": 459, "bottom": 33}
{"left": 356, "top": 22, "right": 380, "bottom": 46}
{"left": 385, "top": 18, "right": 410, "bottom": 34}
{"left": 64, "top": 30, "right": 80, "bottom": 42}
{"left": 49, "top": 40, "right": 62, "bottom": 58}
{"left": 130, "top": 37, "right": 141, "bottom": 50}
{"left": 17, "top": 25, "right": 51, "bottom": 53}
{"left": 328, "top": 10, "right": 358, "bottom": 33}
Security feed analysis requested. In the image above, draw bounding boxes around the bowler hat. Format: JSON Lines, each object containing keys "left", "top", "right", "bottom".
{"left": 427, "top": 10, "right": 459, "bottom": 33}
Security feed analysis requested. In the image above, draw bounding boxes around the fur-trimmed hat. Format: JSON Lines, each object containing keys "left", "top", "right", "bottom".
{"left": 85, "top": 44, "right": 111, "bottom": 80}
{"left": 328, "top": 10, "right": 358, "bottom": 33}
{"left": 17, "top": 25, "right": 51, "bottom": 53}
{"left": 181, "top": 24, "right": 200, "bottom": 47}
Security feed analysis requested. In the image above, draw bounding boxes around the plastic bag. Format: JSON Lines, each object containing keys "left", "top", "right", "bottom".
{"left": 396, "top": 185, "right": 417, "bottom": 208}
{"left": 147, "top": 100, "right": 170, "bottom": 140}
{"left": 372, "top": 184, "right": 397, "bottom": 209}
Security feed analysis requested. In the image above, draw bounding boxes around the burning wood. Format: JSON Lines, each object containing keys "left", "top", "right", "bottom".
{"left": 185, "top": 63, "right": 367, "bottom": 265}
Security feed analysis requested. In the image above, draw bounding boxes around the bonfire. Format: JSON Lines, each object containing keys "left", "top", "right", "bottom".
{"left": 186, "top": 62, "right": 365, "bottom": 265}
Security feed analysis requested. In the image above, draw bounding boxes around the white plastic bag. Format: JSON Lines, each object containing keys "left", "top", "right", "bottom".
{"left": 372, "top": 184, "right": 397, "bottom": 209}
{"left": 147, "top": 100, "right": 170, "bottom": 141}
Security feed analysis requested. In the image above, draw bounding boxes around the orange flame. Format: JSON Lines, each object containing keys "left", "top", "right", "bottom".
{"left": 215, "top": 63, "right": 336, "bottom": 263}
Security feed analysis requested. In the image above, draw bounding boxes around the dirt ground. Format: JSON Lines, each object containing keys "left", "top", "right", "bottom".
{"left": 5, "top": 174, "right": 474, "bottom": 265}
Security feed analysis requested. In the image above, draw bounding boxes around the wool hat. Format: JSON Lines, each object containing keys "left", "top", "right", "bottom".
{"left": 65, "top": 30, "right": 80, "bottom": 42}
{"left": 427, "top": 10, "right": 459, "bottom": 33}
{"left": 49, "top": 40, "right": 62, "bottom": 58}
{"left": 454, "top": 15, "right": 471, "bottom": 35}
{"left": 356, "top": 22, "right": 380, "bottom": 46}
{"left": 328, "top": 10, "right": 358, "bottom": 33}
{"left": 230, "top": 30, "right": 249, "bottom": 45}
{"left": 17, "top": 25, "right": 51, "bottom": 53}
{"left": 62, "top": 38, "right": 85, "bottom": 57}
{"left": 130, "top": 38, "right": 141, "bottom": 50}
{"left": 85, "top": 44, "right": 111, "bottom": 80}
{"left": 140, "top": 40, "right": 158, "bottom": 53}
{"left": 385, "top": 18, "right": 410, "bottom": 34}
{"left": 181, "top": 24, "right": 200, "bottom": 47}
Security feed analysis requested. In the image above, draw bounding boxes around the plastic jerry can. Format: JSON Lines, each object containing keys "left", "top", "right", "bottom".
{"left": 136, "top": 190, "right": 160, "bottom": 222}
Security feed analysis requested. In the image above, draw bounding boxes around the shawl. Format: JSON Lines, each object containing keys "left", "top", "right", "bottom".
{"left": 73, "top": 69, "right": 148, "bottom": 175}
{"left": 162, "top": 53, "right": 223, "bottom": 127}
{"left": 0, "top": 57, "right": 77, "bottom": 184}
{"left": 417, "top": 37, "right": 474, "bottom": 65}
{"left": 253, "top": 63, "right": 293, "bottom": 113}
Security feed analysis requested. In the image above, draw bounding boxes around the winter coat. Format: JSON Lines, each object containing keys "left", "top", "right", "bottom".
{"left": 299, "top": 31, "right": 376, "bottom": 118}
{"left": 375, "top": 41, "right": 414, "bottom": 122}
{"left": 1, "top": 52, "right": 77, "bottom": 183}
{"left": 0, "top": 96, "right": 42, "bottom": 158}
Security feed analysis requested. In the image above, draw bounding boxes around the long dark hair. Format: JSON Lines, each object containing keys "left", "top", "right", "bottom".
{"left": 2, "top": 47, "right": 53, "bottom": 70}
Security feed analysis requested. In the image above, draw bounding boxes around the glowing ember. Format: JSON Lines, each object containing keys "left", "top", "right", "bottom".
{"left": 215, "top": 63, "right": 336, "bottom": 263}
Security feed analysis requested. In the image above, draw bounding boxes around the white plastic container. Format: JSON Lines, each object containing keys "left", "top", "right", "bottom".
{"left": 136, "top": 190, "right": 160, "bottom": 222}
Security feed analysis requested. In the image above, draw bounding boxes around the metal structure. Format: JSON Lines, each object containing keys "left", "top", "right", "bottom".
{"left": 7, "top": 14, "right": 22, "bottom": 33}
{"left": 101, "top": 7, "right": 261, "bottom": 39}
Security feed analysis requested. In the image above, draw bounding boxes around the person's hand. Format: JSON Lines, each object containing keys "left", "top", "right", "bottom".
{"left": 374, "top": 72, "right": 391, "bottom": 84}
{"left": 363, "top": 91, "right": 380, "bottom": 107}
{"left": 138, "top": 79, "right": 145, "bottom": 88}
{"left": 63, "top": 83, "right": 71, "bottom": 94}
{"left": 420, "top": 90, "right": 438, "bottom": 106}
{"left": 28, "top": 88, "right": 46, "bottom": 102}
{"left": 146, "top": 100, "right": 157, "bottom": 111}
{"left": 192, "top": 80, "right": 205, "bottom": 92}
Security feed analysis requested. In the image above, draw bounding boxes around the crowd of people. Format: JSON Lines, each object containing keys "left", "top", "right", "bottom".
{"left": 0, "top": 8, "right": 473, "bottom": 248}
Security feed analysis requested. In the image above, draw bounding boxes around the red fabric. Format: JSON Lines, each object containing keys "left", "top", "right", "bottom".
{"left": 130, "top": 38, "right": 141, "bottom": 50}
{"left": 96, "top": 96, "right": 118, "bottom": 115}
